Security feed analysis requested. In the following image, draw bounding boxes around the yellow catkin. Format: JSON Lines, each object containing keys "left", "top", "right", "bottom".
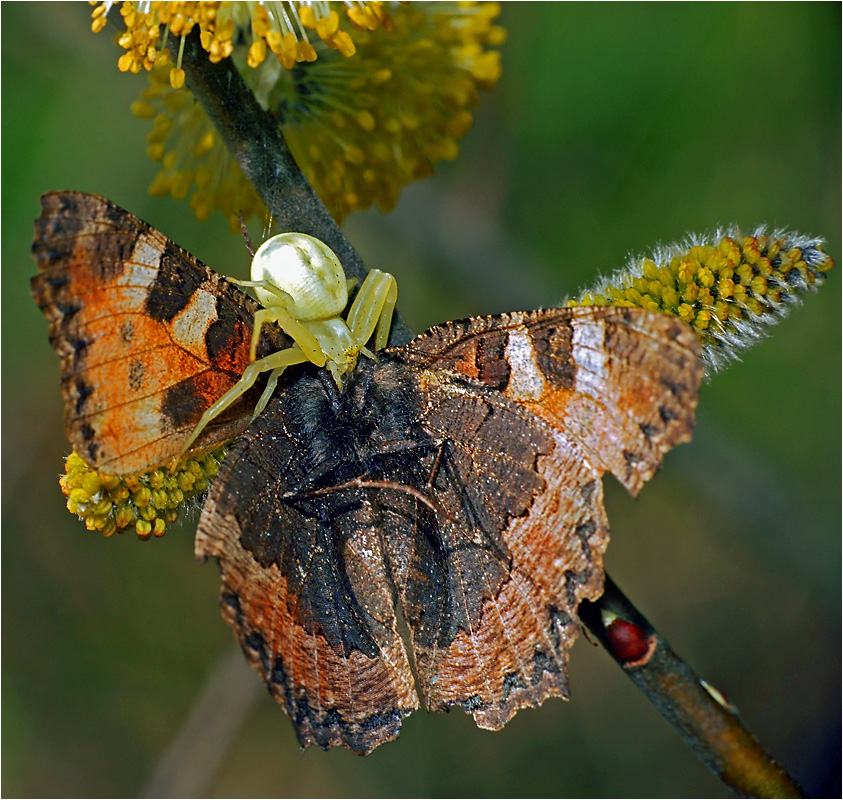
{"left": 59, "top": 446, "right": 228, "bottom": 540}
{"left": 126, "top": 2, "right": 504, "bottom": 227}
{"left": 92, "top": 1, "right": 394, "bottom": 77}
{"left": 568, "top": 230, "right": 834, "bottom": 374}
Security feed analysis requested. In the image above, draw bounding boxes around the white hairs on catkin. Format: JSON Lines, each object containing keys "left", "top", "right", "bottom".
{"left": 586, "top": 225, "right": 831, "bottom": 376}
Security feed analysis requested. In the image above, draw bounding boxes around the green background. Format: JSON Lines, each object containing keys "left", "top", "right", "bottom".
{"left": 3, "top": 3, "right": 840, "bottom": 796}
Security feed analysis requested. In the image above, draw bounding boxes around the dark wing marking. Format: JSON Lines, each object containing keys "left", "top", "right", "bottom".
{"left": 195, "top": 365, "right": 422, "bottom": 754}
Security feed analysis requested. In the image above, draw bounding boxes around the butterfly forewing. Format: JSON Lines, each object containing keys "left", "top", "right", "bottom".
{"left": 400, "top": 306, "right": 702, "bottom": 495}
{"left": 31, "top": 191, "right": 287, "bottom": 475}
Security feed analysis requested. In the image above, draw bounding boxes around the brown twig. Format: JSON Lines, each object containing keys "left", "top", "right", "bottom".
{"left": 169, "top": 29, "right": 803, "bottom": 797}
{"left": 579, "top": 576, "right": 803, "bottom": 798}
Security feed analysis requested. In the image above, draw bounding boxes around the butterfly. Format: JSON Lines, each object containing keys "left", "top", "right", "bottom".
{"left": 32, "top": 191, "right": 702, "bottom": 754}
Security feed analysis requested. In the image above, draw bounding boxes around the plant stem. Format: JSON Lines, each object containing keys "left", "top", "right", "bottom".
{"left": 579, "top": 576, "right": 802, "bottom": 798}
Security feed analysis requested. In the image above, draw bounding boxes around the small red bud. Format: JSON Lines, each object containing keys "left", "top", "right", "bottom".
{"left": 605, "top": 617, "right": 649, "bottom": 663}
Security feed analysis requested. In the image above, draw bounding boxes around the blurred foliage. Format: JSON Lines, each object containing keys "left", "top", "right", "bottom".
{"left": 3, "top": 3, "right": 839, "bottom": 797}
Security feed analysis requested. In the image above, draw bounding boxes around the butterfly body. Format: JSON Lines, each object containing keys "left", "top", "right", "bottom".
{"left": 32, "top": 191, "right": 702, "bottom": 754}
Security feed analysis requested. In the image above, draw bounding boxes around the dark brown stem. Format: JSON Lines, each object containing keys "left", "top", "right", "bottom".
{"left": 168, "top": 32, "right": 801, "bottom": 797}
{"left": 579, "top": 576, "right": 802, "bottom": 798}
{"left": 168, "top": 29, "right": 413, "bottom": 347}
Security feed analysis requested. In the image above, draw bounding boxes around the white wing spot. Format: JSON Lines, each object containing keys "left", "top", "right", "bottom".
{"left": 171, "top": 287, "right": 218, "bottom": 353}
{"left": 504, "top": 329, "right": 546, "bottom": 401}
{"left": 572, "top": 320, "right": 607, "bottom": 396}
{"left": 115, "top": 231, "right": 163, "bottom": 289}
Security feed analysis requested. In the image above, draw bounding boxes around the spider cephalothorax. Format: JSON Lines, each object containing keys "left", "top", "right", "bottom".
{"left": 180, "top": 232, "right": 397, "bottom": 457}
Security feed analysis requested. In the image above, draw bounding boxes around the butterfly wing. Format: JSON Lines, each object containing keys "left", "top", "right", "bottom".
{"left": 400, "top": 306, "right": 703, "bottom": 496}
{"left": 390, "top": 367, "right": 611, "bottom": 728}
{"left": 31, "top": 191, "right": 287, "bottom": 475}
{"left": 386, "top": 306, "right": 702, "bottom": 726}
{"left": 195, "top": 304, "right": 700, "bottom": 750}
{"left": 195, "top": 367, "right": 422, "bottom": 754}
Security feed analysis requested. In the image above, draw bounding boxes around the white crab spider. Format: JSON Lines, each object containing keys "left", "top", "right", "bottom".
{"left": 179, "top": 233, "right": 397, "bottom": 458}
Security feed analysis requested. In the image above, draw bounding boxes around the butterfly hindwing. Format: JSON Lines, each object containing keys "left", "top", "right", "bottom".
{"left": 195, "top": 365, "right": 425, "bottom": 754}
{"left": 397, "top": 367, "right": 610, "bottom": 728}
{"left": 31, "top": 191, "right": 287, "bottom": 475}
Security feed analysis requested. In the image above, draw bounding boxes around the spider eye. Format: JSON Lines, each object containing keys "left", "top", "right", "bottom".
{"left": 251, "top": 233, "right": 348, "bottom": 321}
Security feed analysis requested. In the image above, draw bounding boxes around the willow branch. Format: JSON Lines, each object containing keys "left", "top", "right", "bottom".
{"left": 168, "top": 30, "right": 802, "bottom": 797}
{"left": 579, "top": 576, "right": 802, "bottom": 798}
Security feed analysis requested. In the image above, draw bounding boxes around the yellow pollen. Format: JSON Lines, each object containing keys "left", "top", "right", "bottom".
{"left": 59, "top": 446, "right": 228, "bottom": 539}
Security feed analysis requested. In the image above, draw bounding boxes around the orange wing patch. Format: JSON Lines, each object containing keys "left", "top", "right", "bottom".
{"left": 31, "top": 191, "right": 287, "bottom": 476}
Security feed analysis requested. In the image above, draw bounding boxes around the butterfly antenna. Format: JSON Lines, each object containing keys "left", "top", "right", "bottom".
{"left": 284, "top": 478, "right": 454, "bottom": 522}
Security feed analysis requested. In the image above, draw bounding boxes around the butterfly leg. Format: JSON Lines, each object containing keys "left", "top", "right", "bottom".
{"left": 178, "top": 347, "right": 309, "bottom": 460}
{"left": 425, "top": 439, "right": 449, "bottom": 494}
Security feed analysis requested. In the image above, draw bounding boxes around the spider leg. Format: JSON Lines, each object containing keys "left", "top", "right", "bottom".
{"left": 374, "top": 274, "right": 398, "bottom": 350}
{"left": 251, "top": 366, "right": 283, "bottom": 421}
{"left": 177, "top": 346, "right": 309, "bottom": 460}
{"left": 228, "top": 277, "right": 290, "bottom": 296}
{"left": 326, "top": 360, "right": 344, "bottom": 387}
{"left": 227, "top": 277, "right": 294, "bottom": 305}
{"left": 227, "top": 279, "right": 309, "bottom": 362}
{"left": 227, "top": 279, "right": 303, "bottom": 358}
{"left": 345, "top": 269, "right": 398, "bottom": 351}
{"left": 250, "top": 305, "right": 325, "bottom": 365}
